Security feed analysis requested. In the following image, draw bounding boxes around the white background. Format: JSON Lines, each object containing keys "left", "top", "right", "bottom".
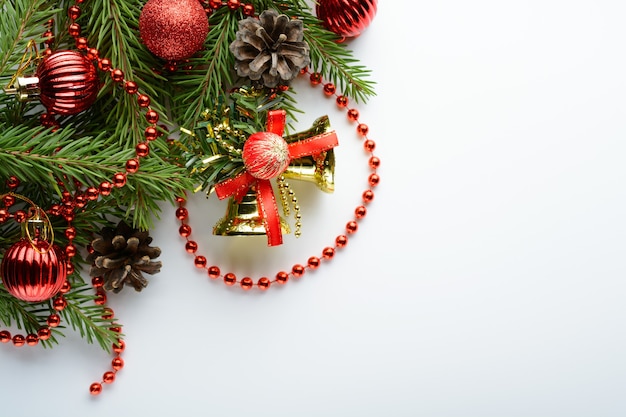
{"left": 2, "top": 1, "right": 626, "bottom": 416}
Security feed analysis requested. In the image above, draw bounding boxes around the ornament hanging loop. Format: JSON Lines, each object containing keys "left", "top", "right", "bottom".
{"left": 24, "top": 206, "right": 54, "bottom": 253}
{"left": 0, "top": 192, "right": 55, "bottom": 253}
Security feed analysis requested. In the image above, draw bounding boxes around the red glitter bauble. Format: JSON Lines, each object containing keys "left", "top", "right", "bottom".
{"left": 0, "top": 238, "right": 67, "bottom": 303}
{"left": 316, "top": 0, "right": 378, "bottom": 39}
{"left": 37, "top": 50, "right": 99, "bottom": 115}
{"left": 139, "top": 0, "right": 209, "bottom": 61}
{"left": 242, "top": 132, "right": 290, "bottom": 180}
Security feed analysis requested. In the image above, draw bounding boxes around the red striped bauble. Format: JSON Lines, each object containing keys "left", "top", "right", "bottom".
{"left": 36, "top": 50, "right": 99, "bottom": 115}
{"left": 315, "top": 0, "right": 378, "bottom": 39}
{"left": 1, "top": 238, "right": 67, "bottom": 302}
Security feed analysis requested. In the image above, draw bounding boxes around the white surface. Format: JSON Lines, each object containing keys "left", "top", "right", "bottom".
{"left": 2, "top": 1, "right": 626, "bottom": 415}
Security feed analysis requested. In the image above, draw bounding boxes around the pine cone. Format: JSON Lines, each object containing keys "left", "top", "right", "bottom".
{"left": 230, "top": 9, "right": 310, "bottom": 88}
{"left": 87, "top": 221, "right": 162, "bottom": 293}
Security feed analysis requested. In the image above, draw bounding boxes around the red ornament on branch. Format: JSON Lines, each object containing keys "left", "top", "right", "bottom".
{"left": 316, "top": 0, "right": 378, "bottom": 39}
{"left": 0, "top": 200, "right": 68, "bottom": 303}
{"left": 139, "top": 0, "right": 209, "bottom": 61}
{"left": 1, "top": 238, "right": 67, "bottom": 303}
{"left": 4, "top": 50, "right": 99, "bottom": 115}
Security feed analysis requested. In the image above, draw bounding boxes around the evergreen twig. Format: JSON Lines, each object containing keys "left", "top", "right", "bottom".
{"left": 60, "top": 283, "right": 119, "bottom": 352}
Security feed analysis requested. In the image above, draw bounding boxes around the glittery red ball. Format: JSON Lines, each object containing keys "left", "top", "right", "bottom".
{"left": 139, "top": 0, "right": 209, "bottom": 61}
{"left": 316, "top": 0, "right": 377, "bottom": 39}
{"left": 0, "top": 238, "right": 67, "bottom": 302}
{"left": 242, "top": 132, "right": 290, "bottom": 180}
{"left": 36, "top": 50, "right": 99, "bottom": 115}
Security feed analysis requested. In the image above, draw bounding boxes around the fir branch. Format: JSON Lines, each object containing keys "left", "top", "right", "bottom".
{"left": 60, "top": 282, "right": 119, "bottom": 352}
{"left": 170, "top": 8, "right": 239, "bottom": 127}
{"left": 0, "top": 221, "right": 20, "bottom": 250}
{"left": 299, "top": 14, "right": 376, "bottom": 103}
{"left": 81, "top": 0, "right": 171, "bottom": 146}
{"left": 0, "top": 124, "right": 120, "bottom": 189}
{"left": 249, "top": 0, "right": 310, "bottom": 15}
{"left": 0, "top": 123, "right": 190, "bottom": 229}
{"left": 111, "top": 155, "right": 194, "bottom": 229}
{"left": 0, "top": 0, "right": 55, "bottom": 76}
{"left": 169, "top": 0, "right": 374, "bottom": 134}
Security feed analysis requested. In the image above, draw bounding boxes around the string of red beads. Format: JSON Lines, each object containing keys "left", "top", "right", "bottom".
{"left": 88, "top": 268, "right": 125, "bottom": 395}
{"left": 6, "top": 4, "right": 139, "bottom": 395}
{"left": 5, "top": 0, "right": 180, "bottom": 396}
{"left": 1, "top": 175, "right": 126, "bottom": 395}
{"left": 63, "top": 2, "right": 162, "bottom": 204}
{"left": 201, "top": 0, "right": 255, "bottom": 16}
{"left": 87, "top": 298, "right": 125, "bottom": 395}
{"left": 175, "top": 70, "right": 380, "bottom": 290}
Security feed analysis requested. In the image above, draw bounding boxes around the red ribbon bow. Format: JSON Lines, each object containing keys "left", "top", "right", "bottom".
{"left": 214, "top": 109, "right": 338, "bottom": 246}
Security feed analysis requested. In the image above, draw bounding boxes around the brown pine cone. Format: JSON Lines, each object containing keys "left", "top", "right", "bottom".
{"left": 87, "top": 221, "right": 162, "bottom": 293}
{"left": 230, "top": 9, "right": 310, "bottom": 88}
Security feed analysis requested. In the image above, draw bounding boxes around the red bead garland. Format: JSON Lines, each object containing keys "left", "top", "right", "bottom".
{"left": 89, "top": 275, "right": 125, "bottom": 396}
{"left": 1, "top": 184, "right": 126, "bottom": 395}
{"left": 175, "top": 71, "right": 380, "bottom": 290}
{"left": 0, "top": 1, "right": 141, "bottom": 395}
{"left": 61, "top": 6, "right": 130, "bottom": 390}
{"left": 61, "top": 1, "right": 162, "bottom": 207}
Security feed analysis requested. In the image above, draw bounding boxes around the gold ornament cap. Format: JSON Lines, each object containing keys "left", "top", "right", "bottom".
{"left": 4, "top": 76, "right": 40, "bottom": 102}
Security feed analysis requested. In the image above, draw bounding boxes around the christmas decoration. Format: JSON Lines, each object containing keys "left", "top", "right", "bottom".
{"left": 176, "top": 69, "right": 380, "bottom": 290}
{"left": 230, "top": 9, "right": 310, "bottom": 87}
{"left": 139, "top": 0, "right": 209, "bottom": 61}
{"left": 0, "top": 192, "right": 75, "bottom": 350}
{"left": 171, "top": 3, "right": 379, "bottom": 290}
{"left": 0, "top": 203, "right": 66, "bottom": 303}
{"left": 212, "top": 188, "right": 292, "bottom": 237}
{"left": 1, "top": 238, "right": 67, "bottom": 303}
{"left": 214, "top": 109, "right": 338, "bottom": 246}
{"left": 242, "top": 131, "right": 291, "bottom": 180}
{"left": 88, "top": 221, "right": 162, "bottom": 293}
{"left": 1, "top": 0, "right": 378, "bottom": 395}
{"left": 316, "top": 0, "right": 378, "bottom": 39}
{"left": 4, "top": 50, "right": 99, "bottom": 115}
{"left": 177, "top": 87, "right": 340, "bottom": 246}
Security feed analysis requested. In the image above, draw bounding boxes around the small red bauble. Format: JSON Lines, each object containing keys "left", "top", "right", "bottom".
{"left": 139, "top": 0, "right": 209, "bottom": 61}
{"left": 316, "top": 0, "right": 377, "bottom": 39}
{"left": 36, "top": 50, "right": 99, "bottom": 115}
{"left": 0, "top": 238, "right": 67, "bottom": 303}
{"left": 242, "top": 132, "right": 290, "bottom": 180}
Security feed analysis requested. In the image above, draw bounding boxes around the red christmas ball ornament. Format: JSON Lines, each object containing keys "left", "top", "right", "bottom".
{"left": 316, "top": 0, "right": 378, "bottom": 39}
{"left": 6, "top": 50, "right": 99, "bottom": 115}
{"left": 36, "top": 50, "right": 99, "bottom": 115}
{"left": 1, "top": 238, "right": 67, "bottom": 303}
{"left": 242, "top": 132, "right": 290, "bottom": 180}
{"left": 139, "top": 0, "right": 209, "bottom": 61}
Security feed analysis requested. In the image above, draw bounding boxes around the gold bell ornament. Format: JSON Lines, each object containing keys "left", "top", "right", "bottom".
{"left": 213, "top": 110, "right": 338, "bottom": 246}
{"left": 213, "top": 115, "right": 336, "bottom": 239}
